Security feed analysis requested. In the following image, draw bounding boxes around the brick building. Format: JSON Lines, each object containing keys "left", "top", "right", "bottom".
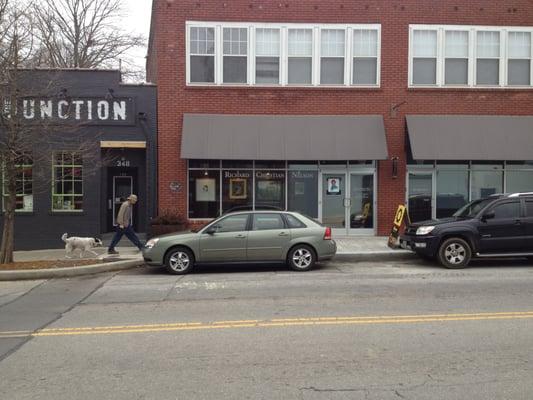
{"left": 147, "top": 0, "right": 533, "bottom": 236}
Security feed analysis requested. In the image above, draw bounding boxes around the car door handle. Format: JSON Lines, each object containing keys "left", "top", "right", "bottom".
{"left": 279, "top": 232, "right": 289, "bottom": 237}
{"left": 235, "top": 234, "right": 246, "bottom": 239}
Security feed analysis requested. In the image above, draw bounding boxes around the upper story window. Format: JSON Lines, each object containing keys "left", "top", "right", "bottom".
{"left": 223, "top": 28, "right": 248, "bottom": 84}
{"left": 410, "top": 25, "right": 533, "bottom": 88}
{"left": 189, "top": 27, "right": 215, "bottom": 83}
{"left": 186, "top": 22, "right": 381, "bottom": 87}
{"left": 288, "top": 29, "right": 313, "bottom": 85}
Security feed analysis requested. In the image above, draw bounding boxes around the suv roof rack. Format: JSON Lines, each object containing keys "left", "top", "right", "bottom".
{"left": 508, "top": 192, "right": 533, "bottom": 198}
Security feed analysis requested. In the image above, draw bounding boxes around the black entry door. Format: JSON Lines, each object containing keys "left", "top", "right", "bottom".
{"left": 107, "top": 168, "right": 138, "bottom": 231}
{"left": 478, "top": 200, "right": 526, "bottom": 253}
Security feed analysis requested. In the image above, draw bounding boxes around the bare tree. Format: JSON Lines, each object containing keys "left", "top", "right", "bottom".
{"left": 0, "top": 1, "right": 105, "bottom": 264}
{"left": 34, "top": 0, "right": 145, "bottom": 78}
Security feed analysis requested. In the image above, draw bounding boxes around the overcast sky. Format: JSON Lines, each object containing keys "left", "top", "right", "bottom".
{"left": 122, "top": 0, "right": 153, "bottom": 72}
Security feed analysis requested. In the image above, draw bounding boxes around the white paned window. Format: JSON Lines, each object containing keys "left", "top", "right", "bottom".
{"left": 410, "top": 24, "right": 533, "bottom": 88}
{"left": 412, "top": 30, "right": 438, "bottom": 85}
{"left": 2, "top": 155, "right": 33, "bottom": 212}
{"left": 476, "top": 31, "right": 500, "bottom": 85}
{"left": 353, "top": 29, "right": 378, "bottom": 85}
{"left": 320, "top": 29, "right": 345, "bottom": 84}
{"left": 223, "top": 27, "right": 248, "bottom": 84}
{"left": 186, "top": 22, "right": 381, "bottom": 87}
{"left": 288, "top": 29, "right": 313, "bottom": 85}
{"left": 256, "top": 28, "right": 280, "bottom": 84}
{"left": 189, "top": 27, "right": 215, "bottom": 83}
{"left": 445, "top": 31, "right": 469, "bottom": 85}
{"left": 508, "top": 32, "right": 531, "bottom": 86}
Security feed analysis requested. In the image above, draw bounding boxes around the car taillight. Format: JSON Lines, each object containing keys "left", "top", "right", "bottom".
{"left": 324, "top": 227, "right": 332, "bottom": 240}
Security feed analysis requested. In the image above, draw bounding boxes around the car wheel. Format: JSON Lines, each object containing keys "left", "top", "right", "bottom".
{"left": 438, "top": 238, "right": 471, "bottom": 269}
{"left": 165, "top": 247, "right": 194, "bottom": 275}
{"left": 287, "top": 245, "right": 316, "bottom": 272}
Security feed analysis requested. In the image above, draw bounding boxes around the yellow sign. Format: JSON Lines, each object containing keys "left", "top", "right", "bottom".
{"left": 388, "top": 205, "right": 408, "bottom": 249}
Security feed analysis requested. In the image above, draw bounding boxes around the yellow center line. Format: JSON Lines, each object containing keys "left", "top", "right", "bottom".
{"left": 1, "top": 311, "right": 532, "bottom": 338}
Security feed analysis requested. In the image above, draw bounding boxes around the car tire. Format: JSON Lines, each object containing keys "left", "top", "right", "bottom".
{"left": 287, "top": 245, "right": 316, "bottom": 272}
{"left": 438, "top": 238, "right": 471, "bottom": 269}
{"left": 164, "top": 247, "right": 195, "bottom": 275}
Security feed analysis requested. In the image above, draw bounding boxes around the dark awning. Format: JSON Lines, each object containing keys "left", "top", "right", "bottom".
{"left": 181, "top": 114, "right": 388, "bottom": 160}
{"left": 406, "top": 115, "right": 533, "bottom": 160}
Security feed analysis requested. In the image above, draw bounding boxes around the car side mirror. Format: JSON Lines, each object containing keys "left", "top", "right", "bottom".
{"left": 482, "top": 210, "right": 495, "bottom": 221}
{"left": 205, "top": 226, "right": 218, "bottom": 235}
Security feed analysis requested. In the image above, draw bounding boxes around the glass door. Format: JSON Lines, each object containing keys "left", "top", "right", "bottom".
{"left": 407, "top": 171, "right": 434, "bottom": 223}
{"left": 320, "top": 172, "right": 347, "bottom": 234}
{"left": 348, "top": 173, "right": 375, "bottom": 234}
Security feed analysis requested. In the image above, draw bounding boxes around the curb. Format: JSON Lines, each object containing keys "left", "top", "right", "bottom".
{"left": 0, "top": 259, "right": 144, "bottom": 281}
{"left": 333, "top": 251, "right": 417, "bottom": 262}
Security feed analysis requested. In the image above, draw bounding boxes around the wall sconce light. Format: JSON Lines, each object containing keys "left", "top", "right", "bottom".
{"left": 391, "top": 156, "right": 399, "bottom": 179}
{"left": 105, "top": 88, "right": 115, "bottom": 100}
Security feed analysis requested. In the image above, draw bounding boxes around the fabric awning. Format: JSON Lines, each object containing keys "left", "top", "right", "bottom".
{"left": 181, "top": 114, "right": 388, "bottom": 160}
{"left": 406, "top": 115, "right": 533, "bottom": 160}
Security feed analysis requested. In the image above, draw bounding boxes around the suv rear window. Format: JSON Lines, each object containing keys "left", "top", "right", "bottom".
{"left": 526, "top": 200, "right": 533, "bottom": 218}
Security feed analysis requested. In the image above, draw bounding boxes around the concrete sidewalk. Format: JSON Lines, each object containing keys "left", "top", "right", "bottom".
{"left": 12, "top": 236, "right": 410, "bottom": 263}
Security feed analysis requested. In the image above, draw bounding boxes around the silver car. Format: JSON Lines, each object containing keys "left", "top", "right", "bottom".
{"left": 143, "top": 211, "right": 337, "bottom": 275}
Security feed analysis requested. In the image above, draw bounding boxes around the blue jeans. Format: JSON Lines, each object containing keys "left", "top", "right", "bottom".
{"left": 109, "top": 225, "right": 143, "bottom": 251}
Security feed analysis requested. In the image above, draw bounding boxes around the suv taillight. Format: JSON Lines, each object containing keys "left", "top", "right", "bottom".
{"left": 324, "top": 227, "right": 332, "bottom": 240}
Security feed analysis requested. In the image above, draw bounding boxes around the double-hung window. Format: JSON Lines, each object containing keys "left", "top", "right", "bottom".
{"left": 445, "top": 30, "right": 469, "bottom": 85}
{"left": 320, "top": 29, "right": 345, "bottom": 85}
{"left": 189, "top": 27, "right": 215, "bottom": 83}
{"left": 412, "top": 30, "right": 438, "bottom": 85}
{"left": 52, "top": 151, "right": 83, "bottom": 211}
{"left": 353, "top": 29, "right": 379, "bottom": 85}
{"left": 508, "top": 32, "right": 531, "bottom": 86}
{"left": 255, "top": 28, "right": 280, "bottom": 84}
{"left": 223, "top": 28, "right": 248, "bottom": 84}
{"left": 288, "top": 29, "right": 313, "bottom": 85}
{"left": 476, "top": 31, "right": 500, "bottom": 86}
{"left": 2, "top": 155, "right": 33, "bottom": 212}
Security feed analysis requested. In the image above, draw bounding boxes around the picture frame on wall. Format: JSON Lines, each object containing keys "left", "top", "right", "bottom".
{"left": 196, "top": 178, "right": 216, "bottom": 202}
{"left": 229, "top": 178, "right": 247, "bottom": 199}
{"left": 327, "top": 177, "right": 342, "bottom": 195}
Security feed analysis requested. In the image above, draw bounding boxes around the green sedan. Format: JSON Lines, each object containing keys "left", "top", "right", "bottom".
{"left": 143, "top": 211, "right": 337, "bottom": 275}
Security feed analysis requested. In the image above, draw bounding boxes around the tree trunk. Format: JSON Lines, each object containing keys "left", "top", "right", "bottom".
{"left": 0, "top": 196, "right": 15, "bottom": 264}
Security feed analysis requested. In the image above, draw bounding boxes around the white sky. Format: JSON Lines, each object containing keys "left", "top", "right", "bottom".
{"left": 121, "top": 0, "right": 153, "bottom": 73}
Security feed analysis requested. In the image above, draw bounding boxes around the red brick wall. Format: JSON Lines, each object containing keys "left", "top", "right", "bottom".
{"left": 148, "top": 0, "right": 533, "bottom": 235}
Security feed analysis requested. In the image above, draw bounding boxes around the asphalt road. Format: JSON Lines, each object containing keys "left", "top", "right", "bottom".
{"left": 1, "top": 258, "right": 533, "bottom": 399}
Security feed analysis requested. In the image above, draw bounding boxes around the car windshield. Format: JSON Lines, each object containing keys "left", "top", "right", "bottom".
{"left": 453, "top": 198, "right": 494, "bottom": 218}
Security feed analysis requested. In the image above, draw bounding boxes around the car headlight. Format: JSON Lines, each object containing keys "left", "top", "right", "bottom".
{"left": 416, "top": 226, "right": 435, "bottom": 235}
{"left": 145, "top": 238, "right": 160, "bottom": 249}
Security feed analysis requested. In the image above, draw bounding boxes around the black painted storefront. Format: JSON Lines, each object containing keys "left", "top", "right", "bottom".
{"left": 0, "top": 70, "right": 157, "bottom": 250}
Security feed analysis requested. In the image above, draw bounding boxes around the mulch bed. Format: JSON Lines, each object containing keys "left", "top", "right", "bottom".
{"left": 0, "top": 259, "right": 105, "bottom": 271}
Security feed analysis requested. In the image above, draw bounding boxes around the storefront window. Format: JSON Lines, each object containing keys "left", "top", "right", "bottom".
{"left": 222, "top": 169, "right": 253, "bottom": 213}
{"left": 470, "top": 164, "right": 503, "bottom": 200}
{"left": 436, "top": 167, "right": 469, "bottom": 218}
{"left": 52, "top": 151, "right": 83, "bottom": 211}
{"left": 2, "top": 155, "right": 33, "bottom": 212}
{"left": 506, "top": 170, "right": 533, "bottom": 193}
{"left": 189, "top": 160, "right": 220, "bottom": 169}
{"left": 222, "top": 160, "right": 253, "bottom": 168}
{"left": 288, "top": 169, "right": 318, "bottom": 218}
{"left": 188, "top": 170, "right": 220, "bottom": 219}
{"left": 255, "top": 170, "right": 285, "bottom": 210}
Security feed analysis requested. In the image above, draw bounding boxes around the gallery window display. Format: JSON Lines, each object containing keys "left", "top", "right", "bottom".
{"left": 188, "top": 170, "right": 220, "bottom": 219}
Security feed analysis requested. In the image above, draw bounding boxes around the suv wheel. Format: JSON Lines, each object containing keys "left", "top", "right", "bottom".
{"left": 165, "top": 247, "right": 195, "bottom": 275}
{"left": 438, "top": 238, "right": 471, "bottom": 269}
{"left": 287, "top": 245, "right": 316, "bottom": 271}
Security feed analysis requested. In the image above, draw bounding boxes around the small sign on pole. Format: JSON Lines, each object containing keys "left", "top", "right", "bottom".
{"left": 388, "top": 205, "right": 408, "bottom": 249}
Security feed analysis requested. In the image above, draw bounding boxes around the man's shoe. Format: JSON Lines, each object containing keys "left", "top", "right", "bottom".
{"left": 108, "top": 249, "right": 119, "bottom": 255}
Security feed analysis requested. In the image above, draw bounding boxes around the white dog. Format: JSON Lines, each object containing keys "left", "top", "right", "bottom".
{"left": 61, "top": 233, "right": 103, "bottom": 258}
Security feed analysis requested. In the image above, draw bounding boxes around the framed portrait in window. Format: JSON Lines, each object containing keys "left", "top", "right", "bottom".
{"left": 229, "top": 178, "right": 247, "bottom": 199}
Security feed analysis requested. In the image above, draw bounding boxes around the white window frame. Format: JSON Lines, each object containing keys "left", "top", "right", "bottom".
{"left": 186, "top": 21, "right": 381, "bottom": 88}
{"left": 409, "top": 24, "right": 533, "bottom": 89}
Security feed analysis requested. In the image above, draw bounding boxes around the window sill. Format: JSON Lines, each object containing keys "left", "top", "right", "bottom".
{"left": 49, "top": 211, "right": 86, "bottom": 216}
{"left": 408, "top": 85, "right": 533, "bottom": 91}
{"left": 185, "top": 83, "right": 382, "bottom": 90}
{"left": 0, "top": 211, "right": 35, "bottom": 216}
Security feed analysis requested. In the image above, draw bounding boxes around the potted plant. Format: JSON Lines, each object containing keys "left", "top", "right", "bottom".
{"left": 149, "top": 209, "right": 190, "bottom": 237}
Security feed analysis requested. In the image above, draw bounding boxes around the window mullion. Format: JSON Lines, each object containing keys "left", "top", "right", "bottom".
{"left": 501, "top": 29, "right": 507, "bottom": 87}
{"left": 215, "top": 25, "right": 222, "bottom": 85}
{"left": 437, "top": 28, "right": 444, "bottom": 87}
{"left": 249, "top": 26, "right": 255, "bottom": 85}
{"left": 281, "top": 26, "right": 288, "bottom": 86}
{"left": 345, "top": 27, "right": 352, "bottom": 86}
{"left": 313, "top": 27, "right": 320, "bottom": 86}
{"left": 468, "top": 29, "right": 474, "bottom": 87}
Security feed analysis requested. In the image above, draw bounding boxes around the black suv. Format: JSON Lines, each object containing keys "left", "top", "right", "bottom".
{"left": 400, "top": 193, "right": 533, "bottom": 268}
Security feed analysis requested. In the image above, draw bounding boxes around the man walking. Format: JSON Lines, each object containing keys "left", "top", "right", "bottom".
{"left": 108, "top": 194, "right": 144, "bottom": 255}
